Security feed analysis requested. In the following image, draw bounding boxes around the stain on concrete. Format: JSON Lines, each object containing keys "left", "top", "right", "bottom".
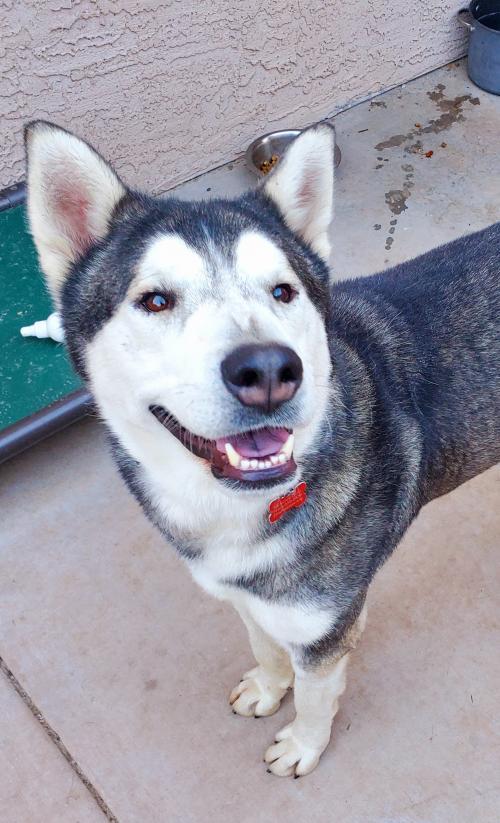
{"left": 426, "top": 83, "right": 446, "bottom": 102}
{"left": 370, "top": 100, "right": 387, "bottom": 109}
{"left": 144, "top": 678, "right": 158, "bottom": 691}
{"left": 374, "top": 83, "right": 480, "bottom": 153}
{"left": 406, "top": 139, "right": 423, "bottom": 156}
{"left": 375, "top": 133, "right": 408, "bottom": 150}
{"left": 385, "top": 189, "right": 411, "bottom": 215}
{"left": 422, "top": 84, "right": 480, "bottom": 134}
{"left": 374, "top": 83, "right": 481, "bottom": 256}
{"left": 375, "top": 163, "right": 384, "bottom": 169}
{"left": 402, "top": 164, "right": 415, "bottom": 192}
{"left": 374, "top": 224, "right": 382, "bottom": 231}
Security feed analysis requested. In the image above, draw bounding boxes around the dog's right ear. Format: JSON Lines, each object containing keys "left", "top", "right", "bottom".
{"left": 25, "top": 121, "right": 127, "bottom": 303}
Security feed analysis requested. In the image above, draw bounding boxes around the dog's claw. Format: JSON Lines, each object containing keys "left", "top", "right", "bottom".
{"left": 229, "top": 665, "right": 292, "bottom": 718}
{"left": 264, "top": 726, "right": 324, "bottom": 777}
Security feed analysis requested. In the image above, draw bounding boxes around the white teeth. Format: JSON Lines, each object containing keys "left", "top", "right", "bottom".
{"left": 225, "top": 442, "right": 241, "bottom": 469}
{"left": 282, "top": 433, "right": 294, "bottom": 460}
{"left": 225, "top": 433, "right": 294, "bottom": 473}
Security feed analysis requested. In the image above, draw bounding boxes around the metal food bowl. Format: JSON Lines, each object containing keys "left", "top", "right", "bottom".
{"left": 246, "top": 128, "right": 341, "bottom": 177}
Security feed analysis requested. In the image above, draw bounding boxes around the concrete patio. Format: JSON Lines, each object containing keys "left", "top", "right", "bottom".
{"left": 1, "top": 60, "right": 499, "bottom": 822}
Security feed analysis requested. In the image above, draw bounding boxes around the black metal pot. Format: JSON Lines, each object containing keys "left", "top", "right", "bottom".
{"left": 458, "top": 1, "right": 500, "bottom": 95}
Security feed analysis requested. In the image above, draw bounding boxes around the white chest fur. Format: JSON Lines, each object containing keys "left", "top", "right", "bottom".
{"left": 100, "top": 416, "right": 335, "bottom": 650}
{"left": 188, "top": 544, "right": 336, "bottom": 650}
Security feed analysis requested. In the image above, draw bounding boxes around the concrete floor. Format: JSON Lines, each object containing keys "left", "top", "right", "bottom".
{"left": 1, "top": 60, "right": 499, "bottom": 822}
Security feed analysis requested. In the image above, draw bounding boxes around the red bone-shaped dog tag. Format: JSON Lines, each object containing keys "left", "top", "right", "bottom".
{"left": 268, "top": 482, "right": 307, "bottom": 523}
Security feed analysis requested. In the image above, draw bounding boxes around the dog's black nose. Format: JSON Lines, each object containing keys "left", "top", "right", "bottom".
{"left": 221, "top": 343, "right": 303, "bottom": 413}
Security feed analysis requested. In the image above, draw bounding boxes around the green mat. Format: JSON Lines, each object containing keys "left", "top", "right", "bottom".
{"left": 0, "top": 204, "right": 82, "bottom": 431}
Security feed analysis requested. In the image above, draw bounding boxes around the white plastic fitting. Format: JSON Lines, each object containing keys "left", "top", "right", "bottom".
{"left": 20, "top": 312, "right": 65, "bottom": 343}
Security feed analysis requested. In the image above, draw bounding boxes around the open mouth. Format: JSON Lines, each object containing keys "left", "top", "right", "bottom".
{"left": 149, "top": 405, "right": 296, "bottom": 485}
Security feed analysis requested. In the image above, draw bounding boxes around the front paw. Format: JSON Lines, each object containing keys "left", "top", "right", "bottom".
{"left": 229, "top": 665, "right": 292, "bottom": 718}
{"left": 264, "top": 723, "right": 326, "bottom": 777}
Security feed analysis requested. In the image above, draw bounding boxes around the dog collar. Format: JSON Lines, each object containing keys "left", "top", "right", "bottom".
{"left": 268, "top": 482, "right": 307, "bottom": 523}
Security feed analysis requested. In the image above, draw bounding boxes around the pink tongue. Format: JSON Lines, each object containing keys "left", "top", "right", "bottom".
{"left": 216, "top": 427, "right": 289, "bottom": 458}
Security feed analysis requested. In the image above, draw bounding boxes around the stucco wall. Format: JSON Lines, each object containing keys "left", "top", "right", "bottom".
{"left": 1, "top": 1, "right": 467, "bottom": 193}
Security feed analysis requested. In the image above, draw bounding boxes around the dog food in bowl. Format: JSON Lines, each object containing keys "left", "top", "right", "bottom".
{"left": 259, "top": 154, "right": 280, "bottom": 175}
{"left": 246, "top": 128, "right": 341, "bottom": 177}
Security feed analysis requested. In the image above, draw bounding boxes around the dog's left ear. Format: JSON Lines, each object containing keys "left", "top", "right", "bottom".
{"left": 262, "top": 123, "right": 334, "bottom": 263}
{"left": 25, "top": 121, "right": 127, "bottom": 303}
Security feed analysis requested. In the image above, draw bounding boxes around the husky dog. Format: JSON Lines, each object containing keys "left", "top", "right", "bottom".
{"left": 25, "top": 121, "right": 499, "bottom": 777}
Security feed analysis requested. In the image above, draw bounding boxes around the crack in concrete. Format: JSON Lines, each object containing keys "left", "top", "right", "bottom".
{"left": 0, "top": 656, "right": 120, "bottom": 823}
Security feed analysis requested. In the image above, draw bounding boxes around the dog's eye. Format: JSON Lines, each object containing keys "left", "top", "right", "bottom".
{"left": 272, "top": 284, "right": 297, "bottom": 304}
{"left": 139, "top": 292, "right": 175, "bottom": 313}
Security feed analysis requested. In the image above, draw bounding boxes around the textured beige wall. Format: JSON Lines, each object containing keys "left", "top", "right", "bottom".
{"left": 1, "top": 1, "right": 467, "bottom": 193}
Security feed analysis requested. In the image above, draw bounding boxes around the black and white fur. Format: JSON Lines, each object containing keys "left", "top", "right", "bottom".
{"left": 25, "top": 121, "right": 500, "bottom": 777}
